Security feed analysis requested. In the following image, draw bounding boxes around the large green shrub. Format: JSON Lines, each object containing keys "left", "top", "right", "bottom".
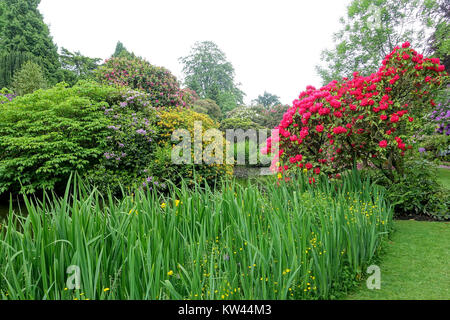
{"left": 0, "top": 81, "right": 118, "bottom": 194}
{"left": 0, "top": 80, "right": 231, "bottom": 195}
{"left": 193, "top": 98, "right": 222, "bottom": 120}
{"left": 153, "top": 109, "right": 233, "bottom": 186}
{"left": 220, "top": 117, "right": 263, "bottom": 131}
{"left": 364, "top": 158, "right": 449, "bottom": 220}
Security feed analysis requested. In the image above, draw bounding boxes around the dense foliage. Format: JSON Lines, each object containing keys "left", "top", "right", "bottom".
{"left": 0, "top": 0, "right": 62, "bottom": 85}
{"left": 193, "top": 98, "right": 222, "bottom": 121}
{"left": 179, "top": 41, "right": 245, "bottom": 113}
{"left": 0, "top": 171, "right": 393, "bottom": 300}
{"left": 0, "top": 82, "right": 119, "bottom": 194}
{"left": 417, "top": 94, "right": 450, "bottom": 161}
{"left": 96, "top": 56, "right": 185, "bottom": 109}
{"left": 220, "top": 118, "right": 264, "bottom": 132}
{"left": 59, "top": 47, "right": 101, "bottom": 85}
{"left": 154, "top": 109, "right": 233, "bottom": 186}
{"left": 0, "top": 51, "right": 41, "bottom": 89}
{"left": 0, "top": 88, "right": 15, "bottom": 104}
{"left": 316, "top": 0, "right": 445, "bottom": 83}
{"left": 84, "top": 88, "right": 160, "bottom": 194}
{"left": 11, "top": 61, "right": 47, "bottom": 95}
{"left": 373, "top": 159, "right": 449, "bottom": 219}
{"left": 266, "top": 44, "right": 448, "bottom": 185}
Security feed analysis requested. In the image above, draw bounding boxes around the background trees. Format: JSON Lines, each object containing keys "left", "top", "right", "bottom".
{"left": 179, "top": 41, "right": 245, "bottom": 113}
{"left": 315, "top": 0, "right": 449, "bottom": 84}
{"left": 253, "top": 91, "right": 281, "bottom": 109}
{"left": 11, "top": 61, "right": 47, "bottom": 95}
{"left": 112, "top": 41, "right": 135, "bottom": 59}
{"left": 0, "top": 0, "right": 61, "bottom": 86}
{"left": 192, "top": 98, "right": 222, "bottom": 121}
{"left": 59, "top": 48, "right": 101, "bottom": 85}
{"left": 421, "top": 0, "right": 450, "bottom": 71}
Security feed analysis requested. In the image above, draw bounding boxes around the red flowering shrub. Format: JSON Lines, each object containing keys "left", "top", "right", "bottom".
{"left": 264, "top": 43, "right": 448, "bottom": 182}
{"left": 96, "top": 56, "right": 185, "bottom": 109}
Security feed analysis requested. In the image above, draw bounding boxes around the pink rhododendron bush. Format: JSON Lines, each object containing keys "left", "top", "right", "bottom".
{"left": 264, "top": 43, "right": 448, "bottom": 183}
{"left": 96, "top": 56, "right": 187, "bottom": 109}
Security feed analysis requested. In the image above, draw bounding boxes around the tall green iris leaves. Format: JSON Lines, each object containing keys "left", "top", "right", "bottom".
{"left": 0, "top": 171, "right": 393, "bottom": 300}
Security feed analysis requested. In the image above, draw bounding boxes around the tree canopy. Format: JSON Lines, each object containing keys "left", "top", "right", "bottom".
{"left": 253, "top": 91, "right": 281, "bottom": 109}
{"left": 11, "top": 60, "right": 47, "bottom": 95}
{"left": 112, "top": 41, "right": 135, "bottom": 59}
{"left": 59, "top": 47, "right": 101, "bottom": 84}
{"left": 315, "top": 0, "right": 444, "bottom": 84}
{"left": 421, "top": 0, "right": 450, "bottom": 70}
{"left": 179, "top": 41, "right": 245, "bottom": 113}
{"left": 0, "top": 0, "right": 61, "bottom": 85}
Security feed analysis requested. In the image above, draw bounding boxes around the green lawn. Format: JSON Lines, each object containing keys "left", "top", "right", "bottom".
{"left": 437, "top": 167, "right": 450, "bottom": 189}
{"left": 347, "top": 220, "right": 450, "bottom": 300}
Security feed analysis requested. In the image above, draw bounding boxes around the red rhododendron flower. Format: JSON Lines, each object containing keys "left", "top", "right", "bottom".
{"left": 316, "top": 124, "right": 324, "bottom": 133}
{"left": 390, "top": 114, "right": 400, "bottom": 123}
{"left": 333, "top": 126, "right": 347, "bottom": 134}
{"left": 379, "top": 140, "right": 388, "bottom": 148}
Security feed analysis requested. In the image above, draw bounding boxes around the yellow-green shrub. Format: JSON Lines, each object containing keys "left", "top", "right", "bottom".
{"left": 151, "top": 109, "right": 233, "bottom": 186}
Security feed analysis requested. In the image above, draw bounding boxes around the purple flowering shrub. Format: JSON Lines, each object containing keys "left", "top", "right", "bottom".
{"left": 84, "top": 88, "right": 164, "bottom": 194}
{"left": 417, "top": 96, "right": 450, "bottom": 161}
{"left": 430, "top": 101, "right": 450, "bottom": 136}
{"left": 0, "top": 88, "right": 15, "bottom": 104}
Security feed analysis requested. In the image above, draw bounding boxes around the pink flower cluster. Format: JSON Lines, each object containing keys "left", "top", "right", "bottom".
{"left": 263, "top": 42, "right": 448, "bottom": 180}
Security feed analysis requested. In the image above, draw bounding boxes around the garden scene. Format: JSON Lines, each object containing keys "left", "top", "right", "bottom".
{"left": 0, "top": 0, "right": 449, "bottom": 302}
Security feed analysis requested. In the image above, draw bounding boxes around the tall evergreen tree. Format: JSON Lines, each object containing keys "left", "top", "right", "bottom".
{"left": 112, "top": 41, "right": 135, "bottom": 59}
{"left": 0, "top": 0, "right": 61, "bottom": 86}
{"left": 0, "top": 1, "right": 6, "bottom": 33}
{"left": 0, "top": 51, "right": 37, "bottom": 88}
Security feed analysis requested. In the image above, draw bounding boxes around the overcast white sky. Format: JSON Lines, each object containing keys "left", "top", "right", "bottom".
{"left": 39, "top": 0, "right": 352, "bottom": 105}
